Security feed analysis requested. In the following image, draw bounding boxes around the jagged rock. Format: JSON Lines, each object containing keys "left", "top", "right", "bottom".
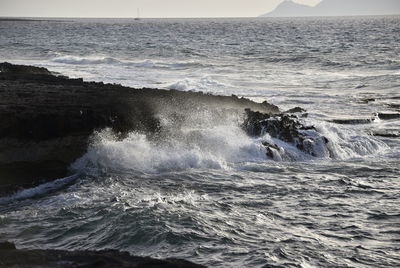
{"left": 242, "top": 109, "right": 329, "bottom": 158}
{"left": 242, "top": 109, "right": 305, "bottom": 142}
{"left": 0, "top": 241, "right": 205, "bottom": 268}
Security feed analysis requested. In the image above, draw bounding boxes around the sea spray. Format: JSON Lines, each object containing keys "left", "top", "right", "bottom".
{"left": 71, "top": 116, "right": 390, "bottom": 176}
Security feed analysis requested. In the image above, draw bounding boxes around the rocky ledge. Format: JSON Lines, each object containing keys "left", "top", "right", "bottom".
{"left": 0, "top": 62, "right": 280, "bottom": 195}
{"left": 0, "top": 62, "right": 328, "bottom": 195}
{"left": 0, "top": 241, "right": 205, "bottom": 268}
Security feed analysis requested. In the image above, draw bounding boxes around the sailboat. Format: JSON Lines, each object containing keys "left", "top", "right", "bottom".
{"left": 134, "top": 8, "right": 140, "bottom": 21}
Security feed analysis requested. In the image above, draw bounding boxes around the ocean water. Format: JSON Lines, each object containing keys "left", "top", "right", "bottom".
{"left": 1, "top": 16, "right": 400, "bottom": 267}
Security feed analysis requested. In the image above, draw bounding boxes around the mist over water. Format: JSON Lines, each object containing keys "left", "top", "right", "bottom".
{"left": 0, "top": 16, "right": 399, "bottom": 267}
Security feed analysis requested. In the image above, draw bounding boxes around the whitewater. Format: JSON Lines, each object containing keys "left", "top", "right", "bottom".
{"left": 0, "top": 16, "right": 399, "bottom": 267}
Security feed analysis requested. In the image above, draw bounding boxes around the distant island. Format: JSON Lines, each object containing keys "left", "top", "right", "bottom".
{"left": 261, "top": 0, "right": 400, "bottom": 17}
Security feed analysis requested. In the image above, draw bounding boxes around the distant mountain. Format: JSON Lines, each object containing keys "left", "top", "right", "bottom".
{"left": 261, "top": 0, "right": 400, "bottom": 17}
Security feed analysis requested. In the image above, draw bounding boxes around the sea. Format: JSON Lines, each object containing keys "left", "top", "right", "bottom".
{"left": 0, "top": 16, "right": 399, "bottom": 267}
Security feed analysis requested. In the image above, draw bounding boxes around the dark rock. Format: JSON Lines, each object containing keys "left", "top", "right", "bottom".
{"left": 0, "top": 62, "right": 51, "bottom": 75}
{"left": 0, "top": 241, "right": 16, "bottom": 250}
{"left": 386, "top": 104, "right": 400, "bottom": 109}
{"left": 330, "top": 112, "right": 400, "bottom": 125}
{"left": 242, "top": 109, "right": 329, "bottom": 158}
{"left": 359, "top": 97, "right": 375, "bottom": 103}
{"left": 377, "top": 113, "right": 400, "bottom": 120}
{"left": 0, "top": 62, "right": 280, "bottom": 196}
{"left": 284, "top": 107, "right": 306, "bottom": 114}
{"left": 0, "top": 242, "right": 205, "bottom": 268}
{"left": 331, "top": 118, "right": 373, "bottom": 125}
{"left": 262, "top": 141, "right": 281, "bottom": 158}
{"left": 370, "top": 131, "right": 400, "bottom": 138}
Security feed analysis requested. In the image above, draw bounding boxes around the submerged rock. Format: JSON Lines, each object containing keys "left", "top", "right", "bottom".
{"left": 330, "top": 118, "right": 373, "bottom": 125}
{"left": 0, "top": 241, "right": 205, "bottom": 268}
{"left": 370, "top": 131, "right": 400, "bottom": 138}
{"left": 377, "top": 113, "right": 400, "bottom": 120}
{"left": 386, "top": 103, "right": 400, "bottom": 110}
{"left": 0, "top": 62, "right": 279, "bottom": 195}
{"left": 329, "top": 112, "right": 400, "bottom": 125}
{"left": 284, "top": 106, "right": 307, "bottom": 114}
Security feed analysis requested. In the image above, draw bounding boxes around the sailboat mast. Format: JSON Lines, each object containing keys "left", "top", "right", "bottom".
{"left": 135, "top": 8, "right": 140, "bottom": 20}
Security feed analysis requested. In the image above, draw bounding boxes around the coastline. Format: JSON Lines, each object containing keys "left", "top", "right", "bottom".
{"left": 0, "top": 62, "right": 280, "bottom": 195}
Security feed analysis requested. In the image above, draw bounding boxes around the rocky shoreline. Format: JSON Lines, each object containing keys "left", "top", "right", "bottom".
{"left": 4, "top": 62, "right": 396, "bottom": 196}
{"left": 0, "top": 62, "right": 280, "bottom": 195}
{"left": 0, "top": 241, "right": 205, "bottom": 268}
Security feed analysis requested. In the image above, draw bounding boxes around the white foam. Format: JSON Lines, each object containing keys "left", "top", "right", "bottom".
{"left": 71, "top": 124, "right": 270, "bottom": 174}
{"left": 259, "top": 119, "right": 389, "bottom": 162}
{"left": 50, "top": 55, "right": 206, "bottom": 70}
{"left": 70, "top": 115, "right": 391, "bottom": 175}
{"left": 313, "top": 121, "right": 389, "bottom": 159}
{"left": 168, "top": 76, "right": 229, "bottom": 94}
{"left": 52, "top": 55, "right": 121, "bottom": 65}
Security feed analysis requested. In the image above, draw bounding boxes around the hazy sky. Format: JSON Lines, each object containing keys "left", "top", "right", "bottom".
{"left": 0, "top": 0, "right": 321, "bottom": 18}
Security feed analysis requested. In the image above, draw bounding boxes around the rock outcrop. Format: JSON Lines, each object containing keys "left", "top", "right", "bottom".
{"left": 0, "top": 241, "right": 205, "bottom": 268}
{"left": 0, "top": 62, "right": 279, "bottom": 195}
{"left": 242, "top": 109, "right": 329, "bottom": 159}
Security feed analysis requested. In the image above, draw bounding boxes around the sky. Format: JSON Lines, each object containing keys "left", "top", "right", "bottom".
{"left": 0, "top": 0, "right": 321, "bottom": 18}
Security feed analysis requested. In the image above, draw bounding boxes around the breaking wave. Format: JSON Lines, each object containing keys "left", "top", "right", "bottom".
{"left": 50, "top": 55, "right": 209, "bottom": 70}
{"left": 52, "top": 55, "right": 122, "bottom": 65}
{"left": 168, "top": 77, "right": 229, "bottom": 93}
{"left": 71, "top": 118, "right": 389, "bottom": 175}
{"left": 0, "top": 175, "right": 78, "bottom": 205}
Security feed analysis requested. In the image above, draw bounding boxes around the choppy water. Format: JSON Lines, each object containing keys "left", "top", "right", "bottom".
{"left": 1, "top": 16, "right": 400, "bottom": 267}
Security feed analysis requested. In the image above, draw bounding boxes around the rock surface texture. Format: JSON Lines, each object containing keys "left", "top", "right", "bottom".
{"left": 242, "top": 109, "right": 329, "bottom": 159}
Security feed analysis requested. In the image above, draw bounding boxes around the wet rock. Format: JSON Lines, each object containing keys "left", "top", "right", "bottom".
{"left": 284, "top": 107, "right": 306, "bottom": 114}
{"left": 377, "top": 113, "right": 400, "bottom": 120}
{"left": 355, "top": 84, "right": 367, "bottom": 89}
{"left": 370, "top": 131, "right": 400, "bottom": 138}
{"left": 330, "top": 118, "right": 373, "bottom": 125}
{"left": 359, "top": 97, "right": 375, "bottom": 103}
{"left": 0, "top": 241, "right": 205, "bottom": 268}
{"left": 386, "top": 104, "right": 400, "bottom": 109}
{"left": 242, "top": 109, "right": 329, "bottom": 158}
{"left": 262, "top": 141, "right": 282, "bottom": 158}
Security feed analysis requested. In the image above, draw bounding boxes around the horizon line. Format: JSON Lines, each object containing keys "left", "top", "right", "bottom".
{"left": 1, "top": 14, "right": 399, "bottom": 20}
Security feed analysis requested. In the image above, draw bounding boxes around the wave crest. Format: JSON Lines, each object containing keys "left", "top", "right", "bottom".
{"left": 52, "top": 55, "right": 121, "bottom": 65}
{"left": 71, "top": 125, "right": 269, "bottom": 174}
{"left": 50, "top": 55, "right": 208, "bottom": 70}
